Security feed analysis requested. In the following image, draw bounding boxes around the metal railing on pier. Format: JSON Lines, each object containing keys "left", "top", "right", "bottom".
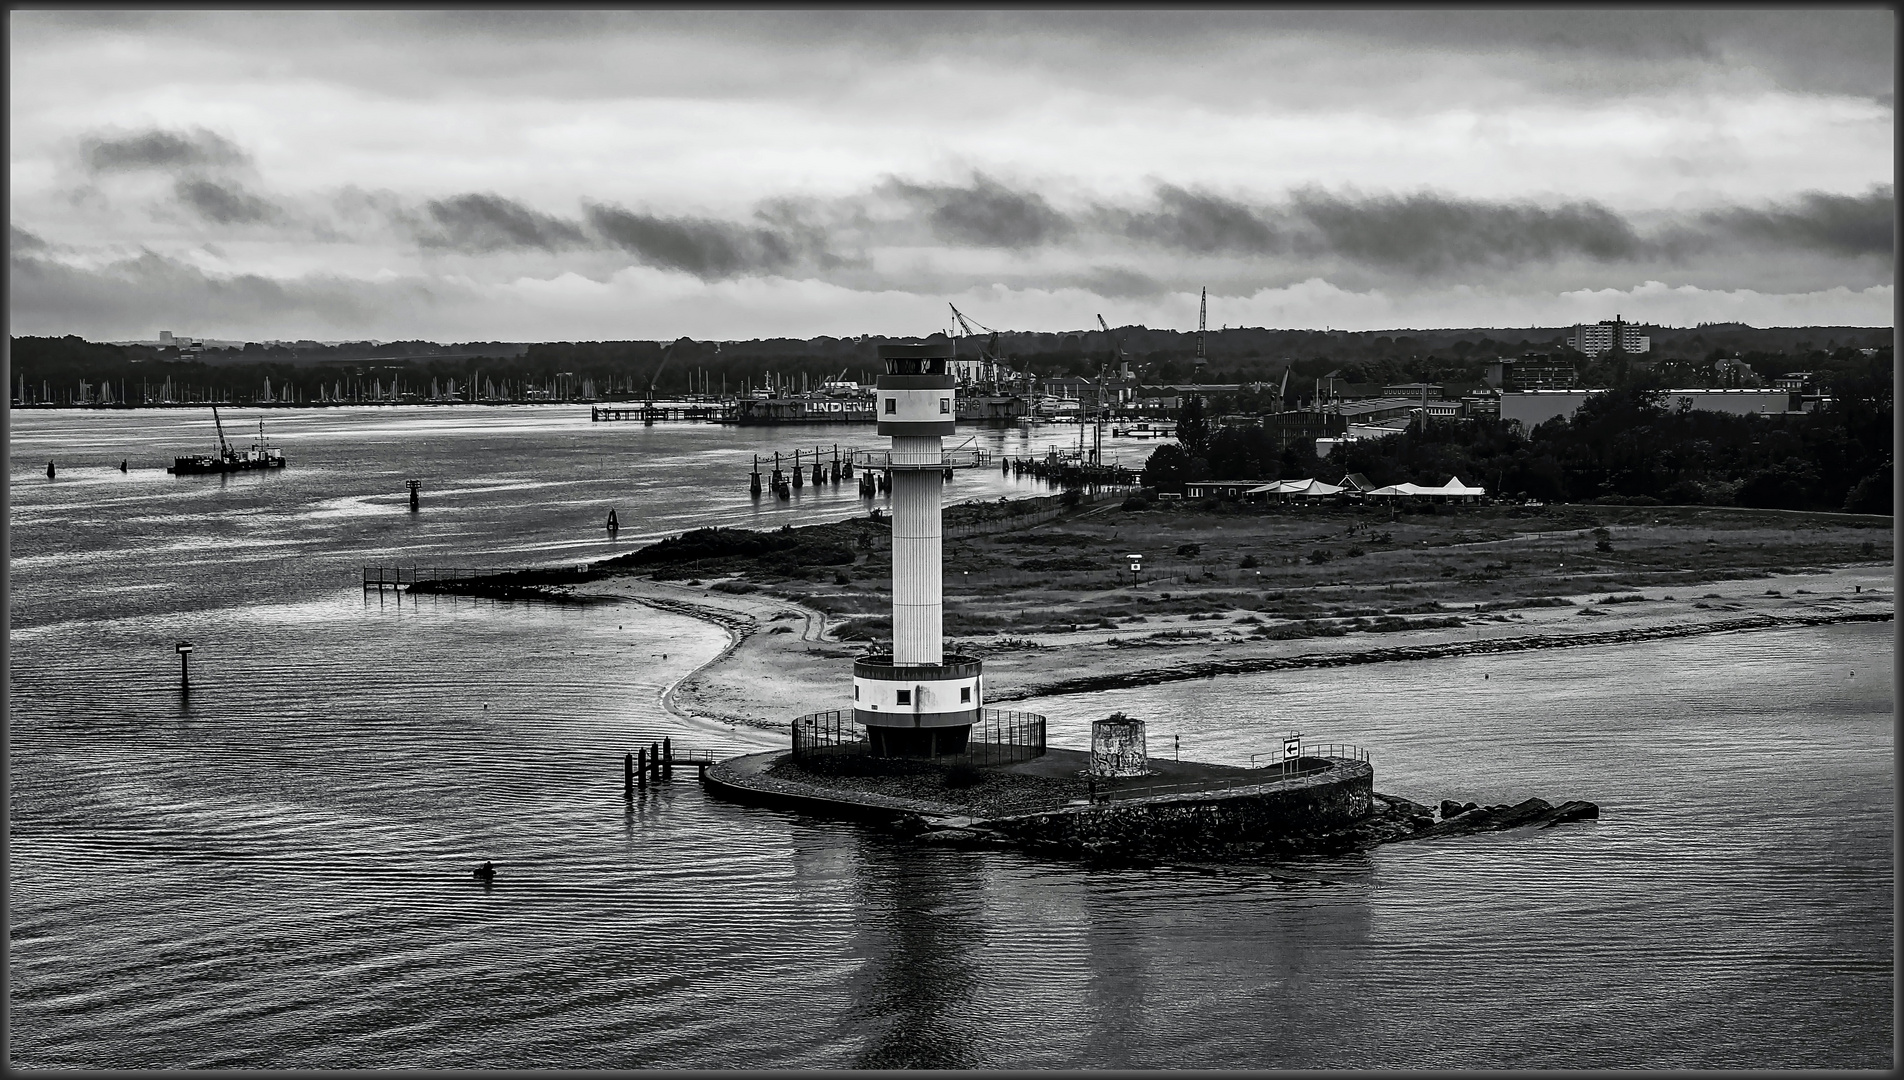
{"left": 362, "top": 566, "right": 583, "bottom": 591}
{"left": 1097, "top": 745, "right": 1370, "bottom": 804}
{"left": 849, "top": 447, "right": 991, "bottom": 471}
{"left": 790, "top": 707, "right": 1047, "bottom": 768}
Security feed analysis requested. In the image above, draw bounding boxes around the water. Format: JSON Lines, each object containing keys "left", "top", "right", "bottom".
{"left": 8, "top": 406, "right": 1892, "bottom": 1068}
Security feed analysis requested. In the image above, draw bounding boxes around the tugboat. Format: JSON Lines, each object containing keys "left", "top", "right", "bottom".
{"left": 167, "top": 407, "right": 286, "bottom": 475}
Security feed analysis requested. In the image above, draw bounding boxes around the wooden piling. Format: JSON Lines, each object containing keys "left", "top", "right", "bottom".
{"left": 624, "top": 752, "right": 634, "bottom": 796}
{"left": 650, "top": 741, "right": 662, "bottom": 781}
{"left": 637, "top": 746, "right": 648, "bottom": 787}
{"left": 663, "top": 736, "right": 673, "bottom": 779}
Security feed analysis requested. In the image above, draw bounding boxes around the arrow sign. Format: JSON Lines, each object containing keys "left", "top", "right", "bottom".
{"left": 1283, "top": 734, "right": 1301, "bottom": 759}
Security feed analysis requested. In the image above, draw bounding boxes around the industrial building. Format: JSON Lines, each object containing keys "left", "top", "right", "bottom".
{"left": 1485, "top": 356, "right": 1579, "bottom": 390}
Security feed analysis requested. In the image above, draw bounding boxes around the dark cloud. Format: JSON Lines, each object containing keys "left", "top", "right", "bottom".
{"left": 584, "top": 203, "right": 805, "bottom": 279}
{"left": 81, "top": 127, "right": 248, "bottom": 173}
{"left": 1693, "top": 187, "right": 1894, "bottom": 258}
{"left": 1065, "top": 266, "right": 1169, "bottom": 300}
{"left": 1100, "top": 186, "right": 1283, "bottom": 255}
{"left": 421, "top": 193, "right": 587, "bottom": 251}
{"left": 1286, "top": 188, "right": 1646, "bottom": 272}
{"left": 174, "top": 177, "right": 282, "bottom": 225}
{"left": 9, "top": 245, "right": 462, "bottom": 338}
{"left": 882, "top": 174, "right": 1073, "bottom": 249}
{"left": 12, "top": 224, "right": 50, "bottom": 253}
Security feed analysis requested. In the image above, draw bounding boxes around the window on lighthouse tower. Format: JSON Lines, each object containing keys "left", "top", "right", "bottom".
{"left": 940, "top": 398, "right": 950, "bottom": 413}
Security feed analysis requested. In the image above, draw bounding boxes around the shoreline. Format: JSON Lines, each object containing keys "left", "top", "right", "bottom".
{"left": 574, "top": 564, "right": 1894, "bottom": 736}
{"left": 988, "top": 608, "right": 1893, "bottom": 701}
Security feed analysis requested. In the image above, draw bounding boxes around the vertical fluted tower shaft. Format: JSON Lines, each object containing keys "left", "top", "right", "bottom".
{"left": 889, "top": 435, "right": 943, "bottom": 665}
{"left": 853, "top": 341, "right": 978, "bottom": 759}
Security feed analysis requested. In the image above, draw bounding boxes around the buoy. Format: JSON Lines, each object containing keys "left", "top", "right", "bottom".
{"left": 473, "top": 861, "right": 496, "bottom": 881}
{"left": 120, "top": 460, "right": 128, "bottom": 472}
{"left": 607, "top": 508, "right": 619, "bottom": 534}
{"left": 46, "top": 462, "right": 55, "bottom": 479}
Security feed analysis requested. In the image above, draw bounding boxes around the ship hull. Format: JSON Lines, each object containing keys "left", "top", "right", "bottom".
{"left": 167, "top": 457, "right": 286, "bottom": 475}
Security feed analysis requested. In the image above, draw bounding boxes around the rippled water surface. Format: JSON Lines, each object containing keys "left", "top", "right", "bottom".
{"left": 9, "top": 407, "right": 1893, "bottom": 1068}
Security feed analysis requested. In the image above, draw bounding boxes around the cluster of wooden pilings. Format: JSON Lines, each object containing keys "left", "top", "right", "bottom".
{"left": 750, "top": 445, "right": 856, "bottom": 500}
{"left": 1005, "top": 455, "right": 1141, "bottom": 488}
{"left": 626, "top": 738, "right": 672, "bottom": 793}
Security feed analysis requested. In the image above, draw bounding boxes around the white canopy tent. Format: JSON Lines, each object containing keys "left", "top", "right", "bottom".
{"left": 1246, "top": 478, "right": 1346, "bottom": 499}
{"left": 1364, "top": 476, "right": 1487, "bottom": 502}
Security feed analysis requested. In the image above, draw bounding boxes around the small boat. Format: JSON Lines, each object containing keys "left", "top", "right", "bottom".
{"left": 169, "top": 407, "right": 286, "bottom": 475}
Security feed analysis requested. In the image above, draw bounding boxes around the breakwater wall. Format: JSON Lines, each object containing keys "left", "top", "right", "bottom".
{"left": 980, "top": 759, "right": 1373, "bottom": 861}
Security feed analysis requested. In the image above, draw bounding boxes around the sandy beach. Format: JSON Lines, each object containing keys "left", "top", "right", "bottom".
{"left": 574, "top": 562, "right": 1893, "bottom": 739}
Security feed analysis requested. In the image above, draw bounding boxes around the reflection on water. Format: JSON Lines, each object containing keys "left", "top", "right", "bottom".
{"left": 846, "top": 838, "right": 986, "bottom": 1069}
{"left": 8, "top": 407, "right": 1891, "bottom": 1069}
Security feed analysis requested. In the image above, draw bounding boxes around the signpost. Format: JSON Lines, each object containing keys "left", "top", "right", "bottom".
{"left": 1282, "top": 732, "right": 1301, "bottom": 778}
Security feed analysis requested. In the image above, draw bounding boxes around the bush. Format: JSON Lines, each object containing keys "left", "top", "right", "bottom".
{"left": 1239, "top": 554, "right": 1258, "bottom": 568}
{"left": 1663, "top": 478, "right": 1706, "bottom": 505}
{"left": 612, "top": 526, "right": 799, "bottom": 566}
{"left": 1177, "top": 543, "right": 1201, "bottom": 556}
{"left": 1347, "top": 546, "right": 1366, "bottom": 558}
{"left": 1060, "top": 488, "right": 1082, "bottom": 507}
{"left": 1737, "top": 463, "right": 1818, "bottom": 511}
{"left": 1121, "top": 494, "right": 1151, "bottom": 511}
{"left": 1308, "top": 549, "right": 1333, "bottom": 564}
{"left": 833, "top": 571, "right": 852, "bottom": 585}
{"left": 711, "top": 580, "right": 758, "bottom": 594}
{"left": 1844, "top": 464, "right": 1893, "bottom": 515}
{"left": 1019, "top": 555, "right": 1099, "bottom": 572}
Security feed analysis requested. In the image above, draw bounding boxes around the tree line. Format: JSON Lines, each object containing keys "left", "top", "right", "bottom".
{"left": 10, "top": 323, "right": 1891, "bottom": 407}
{"left": 1141, "top": 350, "right": 1893, "bottom": 515}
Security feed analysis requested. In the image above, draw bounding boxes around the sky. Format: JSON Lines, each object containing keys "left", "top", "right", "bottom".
{"left": 8, "top": 8, "right": 1895, "bottom": 342}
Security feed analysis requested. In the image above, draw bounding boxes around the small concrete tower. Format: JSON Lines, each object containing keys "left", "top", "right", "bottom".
{"left": 852, "top": 342, "right": 982, "bottom": 757}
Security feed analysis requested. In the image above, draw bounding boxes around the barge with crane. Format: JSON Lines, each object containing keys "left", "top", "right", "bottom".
{"left": 167, "top": 406, "right": 286, "bottom": 475}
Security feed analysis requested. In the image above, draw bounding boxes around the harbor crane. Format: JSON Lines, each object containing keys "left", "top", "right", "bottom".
{"left": 949, "top": 303, "right": 1008, "bottom": 392}
{"left": 1194, "top": 287, "right": 1208, "bottom": 372}
{"left": 645, "top": 341, "right": 678, "bottom": 404}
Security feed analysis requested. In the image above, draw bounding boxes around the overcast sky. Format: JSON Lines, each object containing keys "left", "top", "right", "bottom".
{"left": 9, "top": 8, "right": 1895, "bottom": 342}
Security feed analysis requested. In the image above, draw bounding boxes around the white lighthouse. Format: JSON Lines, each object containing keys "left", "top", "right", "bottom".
{"left": 851, "top": 342, "right": 983, "bottom": 757}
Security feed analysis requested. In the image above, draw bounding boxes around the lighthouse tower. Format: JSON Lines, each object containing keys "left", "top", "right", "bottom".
{"left": 852, "top": 342, "right": 982, "bottom": 757}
